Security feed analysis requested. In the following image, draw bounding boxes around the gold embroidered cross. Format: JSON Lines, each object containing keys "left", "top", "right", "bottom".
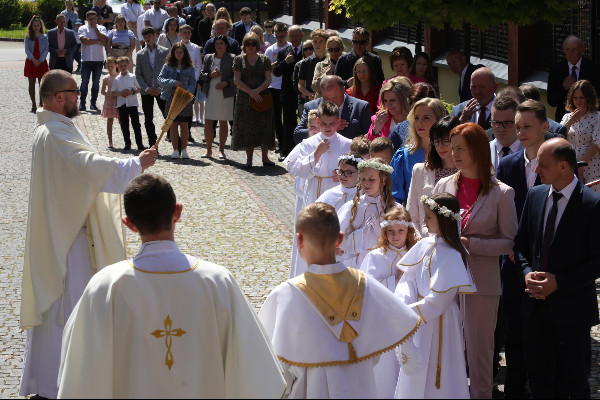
{"left": 151, "top": 315, "right": 186, "bottom": 370}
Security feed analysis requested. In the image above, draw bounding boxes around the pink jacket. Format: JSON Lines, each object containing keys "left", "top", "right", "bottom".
{"left": 433, "top": 174, "right": 518, "bottom": 295}
{"left": 366, "top": 114, "right": 392, "bottom": 141}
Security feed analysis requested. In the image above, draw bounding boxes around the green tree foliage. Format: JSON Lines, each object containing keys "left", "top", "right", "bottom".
{"left": 0, "top": 0, "right": 21, "bottom": 29}
{"left": 329, "top": 0, "right": 578, "bottom": 31}
{"left": 20, "top": 0, "right": 38, "bottom": 27}
{"left": 37, "top": 0, "right": 65, "bottom": 28}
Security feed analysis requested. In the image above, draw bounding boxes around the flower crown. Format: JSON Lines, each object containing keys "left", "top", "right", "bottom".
{"left": 338, "top": 154, "right": 363, "bottom": 166}
{"left": 380, "top": 219, "right": 415, "bottom": 229}
{"left": 357, "top": 160, "right": 394, "bottom": 174}
{"left": 420, "top": 195, "right": 461, "bottom": 221}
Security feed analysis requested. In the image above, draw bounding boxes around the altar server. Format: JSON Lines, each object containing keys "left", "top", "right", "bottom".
{"left": 316, "top": 152, "right": 361, "bottom": 212}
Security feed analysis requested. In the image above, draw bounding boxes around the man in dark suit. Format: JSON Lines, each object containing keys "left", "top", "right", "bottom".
{"left": 446, "top": 49, "right": 485, "bottom": 103}
{"left": 273, "top": 25, "right": 303, "bottom": 159}
{"left": 451, "top": 67, "right": 497, "bottom": 131}
{"left": 192, "top": 2, "right": 213, "bottom": 46}
{"left": 294, "top": 75, "right": 371, "bottom": 143}
{"left": 135, "top": 27, "right": 168, "bottom": 147}
{"left": 182, "top": 0, "right": 200, "bottom": 26}
{"left": 47, "top": 14, "right": 77, "bottom": 73}
{"left": 334, "top": 27, "right": 384, "bottom": 86}
{"left": 203, "top": 19, "right": 241, "bottom": 56}
{"left": 230, "top": 7, "right": 257, "bottom": 48}
{"left": 496, "top": 100, "right": 548, "bottom": 398}
{"left": 547, "top": 35, "right": 600, "bottom": 122}
{"left": 514, "top": 138, "right": 600, "bottom": 399}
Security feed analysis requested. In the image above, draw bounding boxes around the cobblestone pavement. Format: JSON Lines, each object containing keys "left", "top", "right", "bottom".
{"left": 0, "top": 41, "right": 599, "bottom": 398}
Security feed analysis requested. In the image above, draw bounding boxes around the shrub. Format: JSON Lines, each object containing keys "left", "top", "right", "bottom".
{"left": 36, "top": 0, "right": 64, "bottom": 29}
{"left": 0, "top": 0, "right": 21, "bottom": 29}
{"left": 20, "top": 0, "right": 37, "bottom": 27}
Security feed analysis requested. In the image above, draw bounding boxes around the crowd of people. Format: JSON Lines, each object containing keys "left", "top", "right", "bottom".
{"left": 19, "top": 1, "right": 600, "bottom": 398}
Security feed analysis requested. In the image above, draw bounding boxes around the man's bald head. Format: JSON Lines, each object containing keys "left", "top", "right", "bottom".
{"left": 470, "top": 67, "right": 498, "bottom": 106}
{"left": 288, "top": 25, "right": 301, "bottom": 34}
{"left": 540, "top": 138, "right": 577, "bottom": 171}
{"left": 563, "top": 35, "right": 585, "bottom": 65}
{"left": 40, "top": 70, "right": 76, "bottom": 104}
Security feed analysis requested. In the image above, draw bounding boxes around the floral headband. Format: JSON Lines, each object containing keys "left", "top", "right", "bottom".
{"left": 338, "top": 154, "right": 363, "bottom": 167}
{"left": 357, "top": 160, "right": 394, "bottom": 174}
{"left": 380, "top": 219, "right": 415, "bottom": 229}
{"left": 420, "top": 195, "right": 461, "bottom": 221}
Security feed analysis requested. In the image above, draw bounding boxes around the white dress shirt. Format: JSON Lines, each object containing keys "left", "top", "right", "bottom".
{"left": 490, "top": 138, "right": 522, "bottom": 170}
{"left": 568, "top": 58, "right": 582, "bottom": 80}
{"left": 265, "top": 41, "right": 289, "bottom": 89}
{"left": 120, "top": 1, "right": 143, "bottom": 23}
{"left": 474, "top": 94, "right": 496, "bottom": 124}
{"left": 78, "top": 24, "right": 107, "bottom": 62}
{"left": 143, "top": 8, "right": 168, "bottom": 31}
{"left": 112, "top": 72, "right": 141, "bottom": 107}
{"left": 523, "top": 151, "right": 539, "bottom": 189}
{"left": 543, "top": 176, "right": 578, "bottom": 233}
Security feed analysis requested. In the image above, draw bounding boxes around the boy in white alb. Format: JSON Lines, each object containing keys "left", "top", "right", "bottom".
{"left": 112, "top": 56, "right": 145, "bottom": 150}
{"left": 57, "top": 174, "right": 287, "bottom": 398}
{"left": 316, "top": 152, "right": 361, "bottom": 212}
{"left": 258, "top": 202, "right": 422, "bottom": 399}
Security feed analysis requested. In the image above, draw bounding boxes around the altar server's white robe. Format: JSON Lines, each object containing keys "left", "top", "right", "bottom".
{"left": 394, "top": 236, "right": 475, "bottom": 399}
{"left": 316, "top": 184, "right": 357, "bottom": 213}
{"left": 284, "top": 144, "right": 307, "bottom": 278}
{"left": 57, "top": 241, "right": 287, "bottom": 398}
{"left": 259, "top": 263, "right": 422, "bottom": 399}
{"left": 360, "top": 245, "right": 408, "bottom": 398}
{"left": 338, "top": 195, "right": 401, "bottom": 268}
{"left": 20, "top": 109, "right": 141, "bottom": 398}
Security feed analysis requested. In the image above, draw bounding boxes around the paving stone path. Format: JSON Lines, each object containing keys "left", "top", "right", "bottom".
{"left": 0, "top": 41, "right": 598, "bottom": 398}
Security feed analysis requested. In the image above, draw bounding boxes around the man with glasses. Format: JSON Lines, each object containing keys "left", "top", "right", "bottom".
{"left": 19, "top": 70, "right": 157, "bottom": 399}
{"left": 203, "top": 19, "right": 241, "bottom": 55}
{"left": 489, "top": 96, "right": 522, "bottom": 170}
{"left": 273, "top": 25, "right": 303, "bottom": 159}
{"left": 334, "top": 27, "right": 384, "bottom": 86}
{"left": 265, "top": 23, "right": 290, "bottom": 157}
{"left": 78, "top": 10, "right": 107, "bottom": 111}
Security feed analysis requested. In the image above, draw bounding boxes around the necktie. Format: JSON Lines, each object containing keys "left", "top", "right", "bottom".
{"left": 571, "top": 65, "right": 577, "bottom": 81}
{"left": 501, "top": 147, "right": 511, "bottom": 158}
{"left": 541, "top": 192, "right": 563, "bottom": 270}
{"left": 477, "top": 106, "right": 487, "bottom": 128}
{"left": 294, "top": 47, "right": 299, "bottom": 57}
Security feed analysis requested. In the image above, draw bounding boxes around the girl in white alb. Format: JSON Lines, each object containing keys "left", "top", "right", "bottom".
{"left": 394, "top": 193, "right": 475, "bottom": 399}
{"left": 359, "top": 206, "right": 420, "bottom": 398}
{"left": 316, "top": 153, "right": 361, "bottom": 212}
{"left": 338, "top": 158, "right": 399, "bottom": 268}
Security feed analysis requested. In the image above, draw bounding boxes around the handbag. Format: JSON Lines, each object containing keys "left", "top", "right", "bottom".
{"left": 247, "top": 57, "right": 273, "bottom": 112}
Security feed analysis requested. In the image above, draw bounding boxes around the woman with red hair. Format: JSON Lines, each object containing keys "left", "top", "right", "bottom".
{"left": 433, "top": 122, "right": 518, "bottom": 399}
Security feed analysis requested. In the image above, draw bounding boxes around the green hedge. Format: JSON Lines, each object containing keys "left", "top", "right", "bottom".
{"left": 20, "top": 0, "right": 37, "bottom": 27}
{"left": 0, "top": 0, "right": 21, "bottom": 29}
{"left": 37, "top": 0, "right": 64, "bottom": 29}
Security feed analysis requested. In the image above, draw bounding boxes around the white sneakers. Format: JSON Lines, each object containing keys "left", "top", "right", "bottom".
{"left": 170, "top": 149, "right": 190, "bottom": 159}
{"left": 171, "top": 150, "right": 180, "bottom": 159}
{"left": 180, "top": 149, "right": 190, "bottom": 159}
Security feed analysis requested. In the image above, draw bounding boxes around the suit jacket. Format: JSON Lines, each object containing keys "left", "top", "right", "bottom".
{"left": 496, "top": 150, "right": 541, "bottom": 221}
{"left": 514, "top": 180, "right": 600, "bottom": 327}
{"left": 487, "top": 119, "right": 567, "bottom": 141}
{"left": 489, "top": 139, "right": 523, "bottom": 171}
{"left": 293, "top": 94, "right": 372, "bottom": 143}
{"left": 204, "top": 36, "right": 241, "bottom": 56}
{"left": 451, "top": 99, "right": 492, "bottom": 130}
{"left": 273, "top": 44, "right": 302, "bottom": 104}
{"left": 47, "top": 27, "right": 77, "bottom": 70}
{"left": 459, "top": 63, "right": 485, "bottom": 103}
{"left": 547, "top": 58, "right": 600, "bottom": 121}
{"left": 198, "top": 53, "right": 235, "bottom": 98}
{"left": 135, "top": 44, "right": 169, "bottom": 94}
{"left": 434, "top": 175, "right": 518, "bottom": 295}
{"left": 231, "top": 20, "right": 258, "bottom": 48}
{"left": 192, "top": 16, "right": 213, "bottom": 46}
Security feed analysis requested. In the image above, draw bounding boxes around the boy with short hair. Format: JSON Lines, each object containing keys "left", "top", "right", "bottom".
{"left": 351, "top": 135, "right": 371, "bottom": 159}
{"left": 259, "top": 202, "right": 421, "bottom": 398}
{"left": 57, "top": 174, "right": 287, "bottom": 398}
{"left": 369, "top": 136, "right": 394, "bottom": 164}
{"left": 112, "top": 56, "right": 144, "bottom": 150}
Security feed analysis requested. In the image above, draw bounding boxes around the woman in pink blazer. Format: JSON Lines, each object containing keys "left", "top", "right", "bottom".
{"left": 433, "top": 122, "right": 518, "bottom": 399}
{"left": 366, "top": 78, "right": 411, "bottom": 141}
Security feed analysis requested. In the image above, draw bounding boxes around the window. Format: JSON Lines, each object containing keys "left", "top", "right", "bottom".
{"left": 447, "top": 24, "right": 509, "bottom": 63}
{"left": 385, "top": 21, "right": 425, "bottom": 49}
{"left": 306, "top": 0, "right": 326, "bottom": 23}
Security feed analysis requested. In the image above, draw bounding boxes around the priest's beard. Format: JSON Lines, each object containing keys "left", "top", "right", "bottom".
{"left": 65, "top": 101, "right": 80, "bottom": 118}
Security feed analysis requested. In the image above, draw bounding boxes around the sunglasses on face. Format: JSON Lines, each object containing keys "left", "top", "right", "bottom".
{"left": 327, "top": 47, "right": 341, "bottom": 53}
{"left": 245, "top": 42, "right": 258, "bottom": 47}
{"left": 264, "top": 25, "right": 273, "bottom": 29}
{"left": 303, "top": 47, "right": 313, "bottom": 52}
{"left": 352, "top": 40, "right": 367, "bottom": 45}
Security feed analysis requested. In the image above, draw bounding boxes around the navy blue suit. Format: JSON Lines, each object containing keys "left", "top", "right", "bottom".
{"left": 203, "top": 36, "right": 241, "bottom": 56}
{"left": 230, "top": 20, "right": 258, "bottom": 48}
{"left": 496, "top": 151, "right": 542, "bottom": 397}
{"left": 451, "top": 100, "right": 492, "bottom": 130}
{"left": 459, "top": 62, "right": 485, "bottom": 103}
{"left": 293, "top": 95, "right": 372, "bottom": 143}
{"left": 546, "top": 118, "right": 567, "bottom": 139}
{"left": 514, "top": 180, "right": 600, "bottom": 398}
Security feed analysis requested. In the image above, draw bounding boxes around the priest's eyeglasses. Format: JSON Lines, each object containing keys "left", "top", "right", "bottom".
{"left": 57, "top": 89, "right": 81, "bottom": 95}
{"left": 335, "top": 169, "right": 357, "bottom": 177}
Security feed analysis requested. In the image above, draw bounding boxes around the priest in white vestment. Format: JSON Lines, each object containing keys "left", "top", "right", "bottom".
{"left": 19, "top": 70, "right": 157, "bottom": 399}
{"left": 57, "top": 174, "right": 287, "bottom": 398}
{"left": 258, "top": 202, "right": 421, "bottom": 398}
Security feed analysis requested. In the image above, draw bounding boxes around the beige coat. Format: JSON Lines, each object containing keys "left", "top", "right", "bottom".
{"left": 433, "top": 174, "right": 518, "bottom": 295}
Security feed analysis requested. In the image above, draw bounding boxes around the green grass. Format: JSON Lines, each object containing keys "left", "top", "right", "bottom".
{"left": 0, "top": 25, "right": 28, "bottom": 39}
